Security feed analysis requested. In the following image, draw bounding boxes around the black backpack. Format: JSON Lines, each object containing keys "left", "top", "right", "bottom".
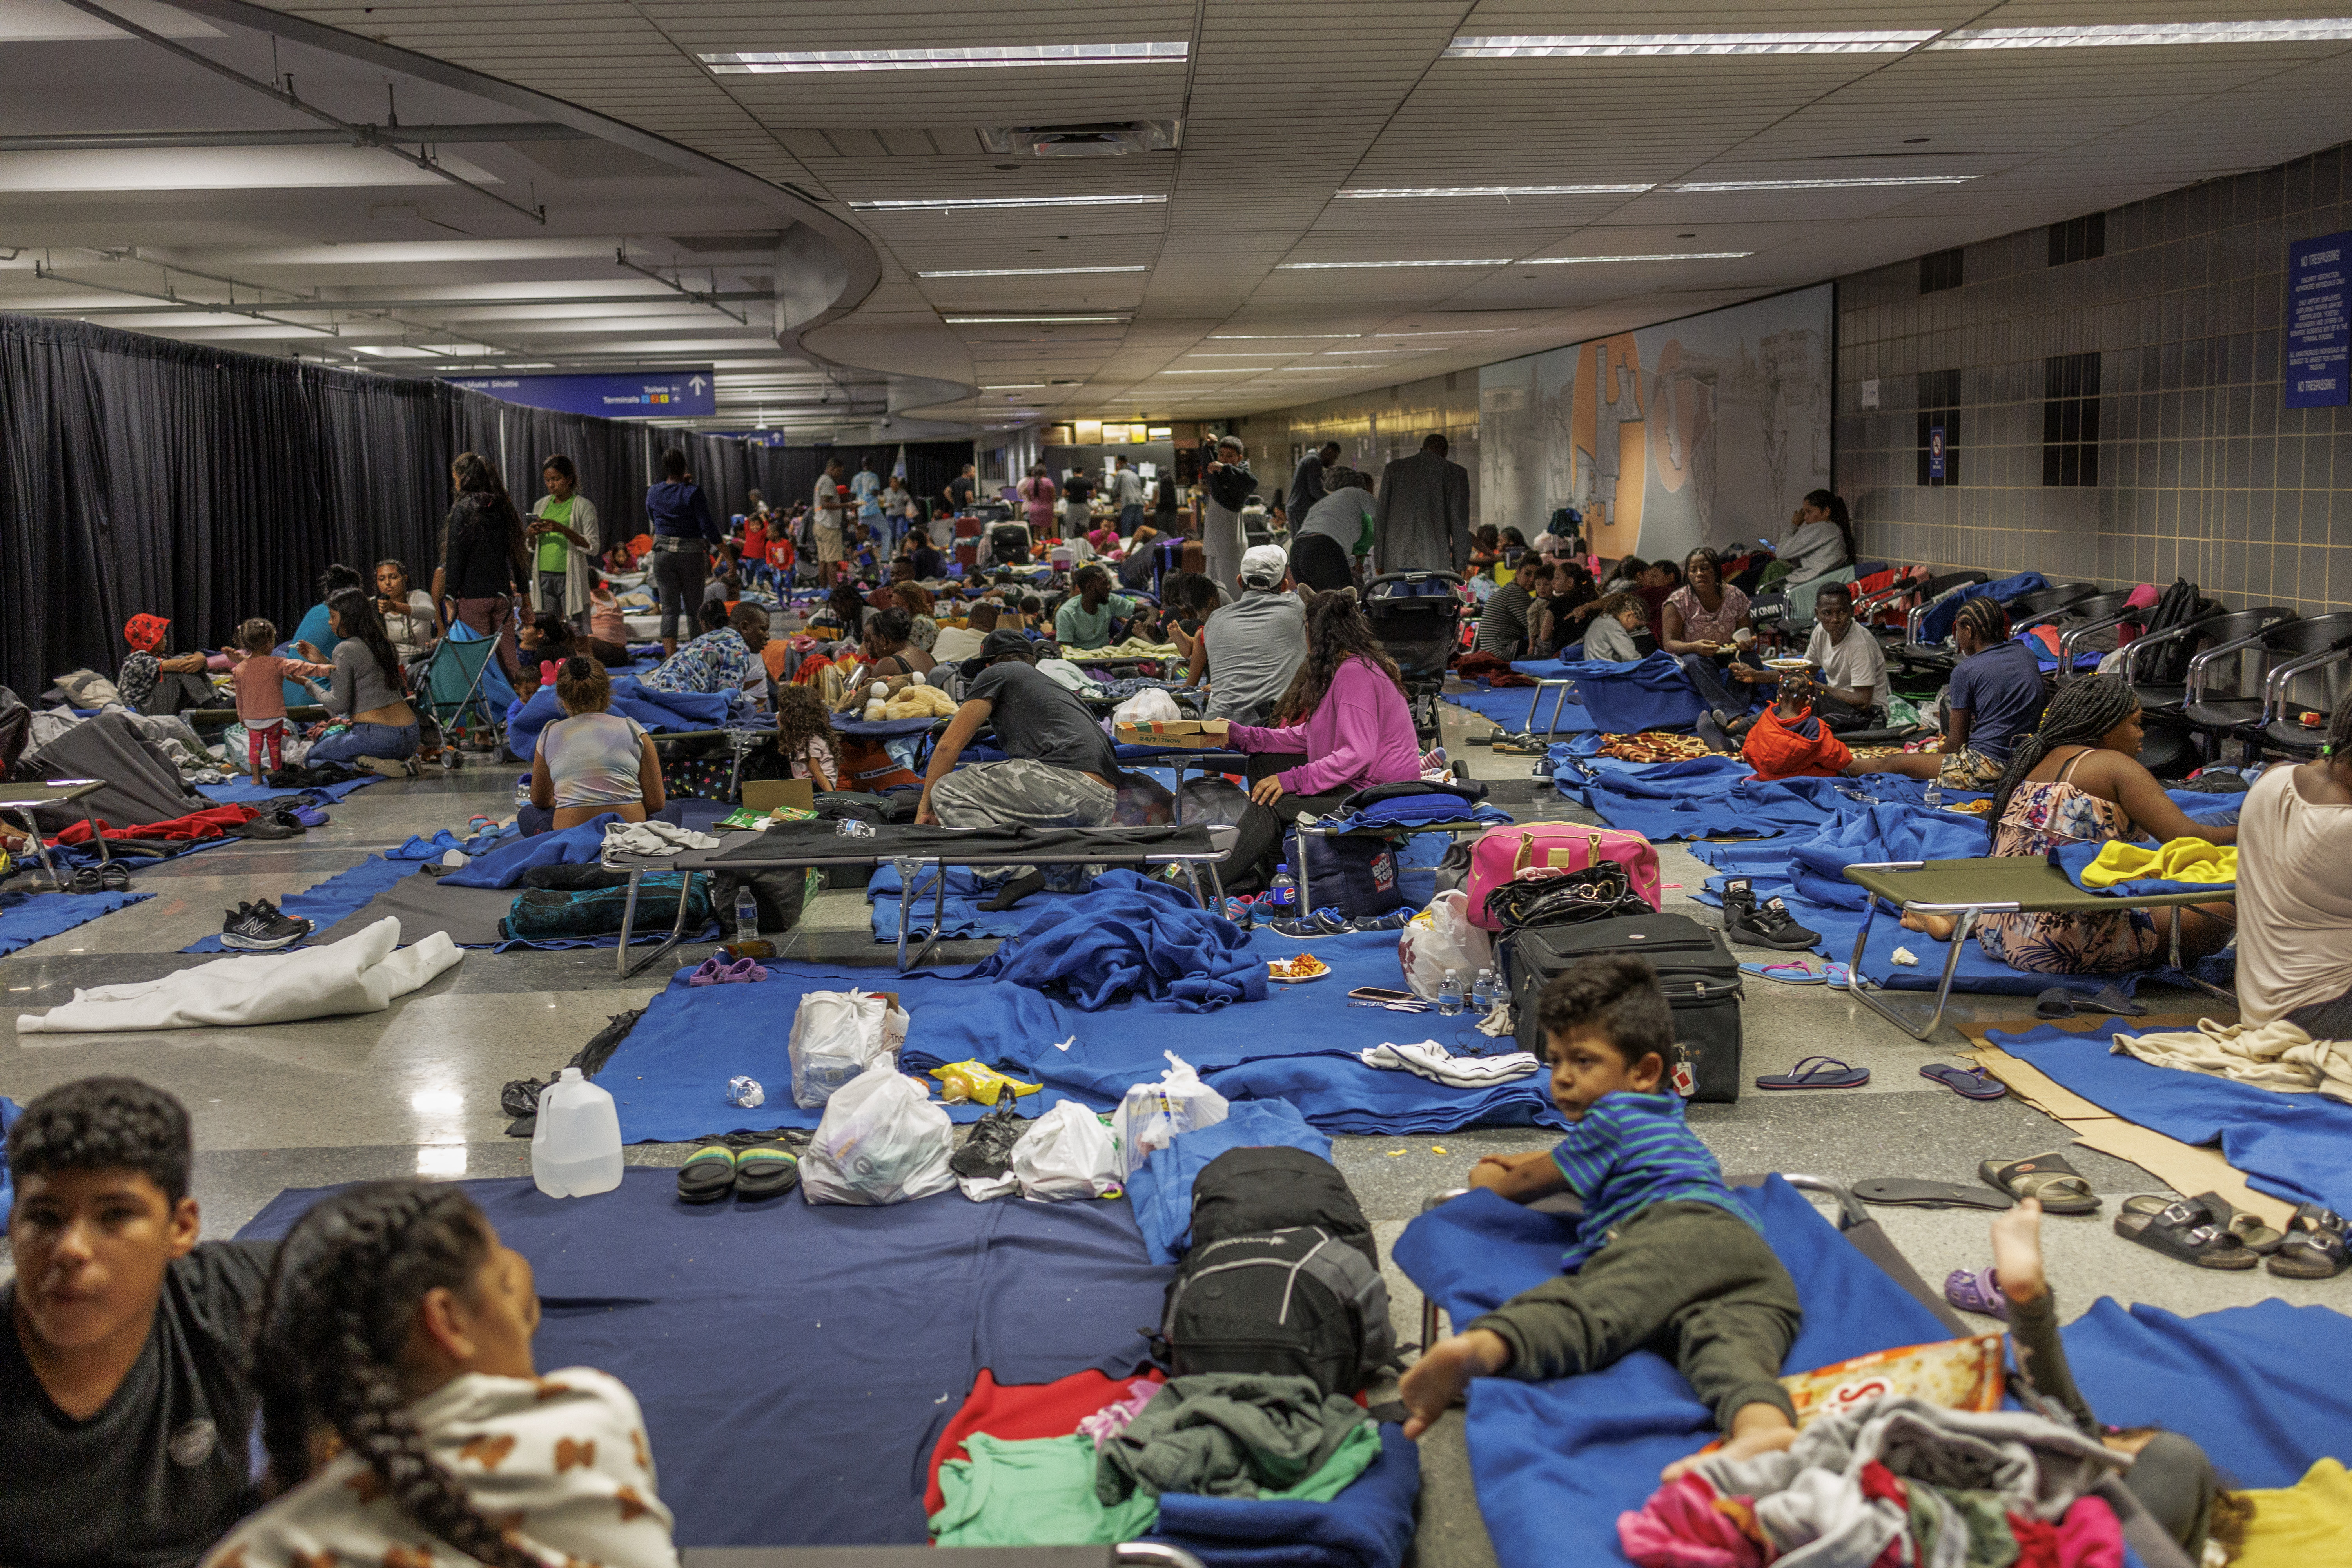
{"left": 1189, "top": 1147, "right": 1377, "bottom": 1267}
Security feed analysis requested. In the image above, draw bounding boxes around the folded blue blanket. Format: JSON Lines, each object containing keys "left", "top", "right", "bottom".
{"left": 1128, "top": 1100, "right": 1332, "bottom": 1264}
{"left": 2048, "top": 839, "right": 2236, "bottom": 897}
{"left": 1323, "top": 797, "right": 1512, "bottom": 832}
{"left": 1150, "top": 1424, "right": 1419, "bottom": 1568}
{"left": 439, "top": 815, "right": 620, "bottom": 889}
{"left": 388, "top": 824, "right": 513, "bottom": 861}
{"left": 951, "top": 869, "right": 1268, "bottom": 1011}
{"left": 507, "top": 677, "right": 733, "bottom": 755}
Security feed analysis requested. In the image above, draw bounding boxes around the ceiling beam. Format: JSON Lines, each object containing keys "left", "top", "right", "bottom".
{"left": 3, "top": 291, "right": 771, "bottom": 314}
{"left": 0, "top": 124, "right": 592, "bottom": 152}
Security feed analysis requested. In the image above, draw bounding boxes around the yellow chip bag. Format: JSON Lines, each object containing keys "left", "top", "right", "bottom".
{"left": 928, "top": 1060, "right": 1042, "bottom": 1106}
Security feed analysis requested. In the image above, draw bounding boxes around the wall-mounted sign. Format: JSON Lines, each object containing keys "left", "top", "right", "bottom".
{"left": 445, "top": 369, "right": 717, "bottom": 418}
{"left": 2286, "top": 230, "right": 2350, "bottom": 409}
{"left": 1927, "top": 425, "right": 1947, "bottom": 481}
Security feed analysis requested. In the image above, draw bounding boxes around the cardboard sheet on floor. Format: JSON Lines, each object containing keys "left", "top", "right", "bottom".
{"left": 234, "top": 1170, "right": 1171, "bottom": 1549}
{"left": 1984, "top": 1022, "right": 2352, "bottom": 1218}
{"left": 1394, "top": 1178, "right": 1953, "bottom": 1568}
{"left": 195, "top": 775, "right": 379, "bottom": 806}
{"left": 2057, "top": 1298, "right": 2352, "bottom": 1490}
{"left": 0, "top": 888, "right": 151, "bottom": 957}
{"left": 600, "top": 925, "right": 1561, "bottom": 1143}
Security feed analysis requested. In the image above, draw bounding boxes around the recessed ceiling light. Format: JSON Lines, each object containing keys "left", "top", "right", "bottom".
{"left": 1521, "top": 252, "right": 1753, "bottom": 263}
{"left": 852, "top": 195, "right": 1166, "bottom": 211}
{"left": 1277, "top": 259, "right": 1512, "bottom": 270}
{"left": 1930, "top": 21, "right": 2352, "bottom": 49}
{"left": 917, "top": 265, "right": 1149, "bottom": 277}
{"left": 1374, "top": 329, "right": 1517, "bottom": 336}
{"left": 1445, "top": 32, "right": 1935, "bottom": 58}
{"left": 981, "top": 383, "right": 1047, "bottom": 389}
{"left": 1320, "top": 348, "right": 1412, "bottom": 354}
{"left": 1208, "top": 333, "right": 1363, "bottom": 339}
{"left": 1158, "top": 368, "right": 1275, "bottom": 374}
{"left": 1669, "top": 176, "right": 1972, "bottom": 191}
{"left": 944, "top": 314, "right": 1130, "bottom": 323}
{"left": 1336, "top": 183, "right": 1653, "bottom": 199}
{"left": 700, "top": 42, "right": 1188, "bottom": 73}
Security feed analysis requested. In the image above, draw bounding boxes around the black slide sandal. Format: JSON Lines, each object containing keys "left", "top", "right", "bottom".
{"left": 1853, "top": 1178, "right": 2014, "bottom": 1210}
{"left": 2269, "top": 1204, "right": 2348, "bottom": 1279}
{"left": 1979, "top": 1152, "right": 2102, "bottom": 1214}
{"left": 675, "top": 1146, "right": 737, "bottom": 1204}
{"left": 2114, "top": 1200, "right": 2259, "bottom": 1270}
{"left": 733, "top": 1144, "right": 801, "bottom": 1200}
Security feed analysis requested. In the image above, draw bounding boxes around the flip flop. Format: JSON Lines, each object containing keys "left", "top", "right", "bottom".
{"left": 686, "top": 956, "right": 729, "bottom": 987}
{"left": 1823, "top": 964, "right": 1854, "bottom": 990}
{"left": 1853, "top": 1178, "right": 2013, "bottom": 1210}
{"left": 733, "top": 1143, "right": 801, "bottom": 1200}
{"left": 719, "top": 958, "right": 768, "bottom": 984}
{"left": 2114, "top": 1200, "right": 2259, "bottom": 1270}
{"left": 1753, "top": 1056, "right": 1870, "bottom": 1090}
{"left": 2267, "top": 1203, "right": 2347, "bottom": 1279}
{"left": 1740, "top": 961, "right": 1826, "bottom": 985}
{"left": 1979, "top": 1153, "right": 2102, "bottom": 1214}
{"left": 1921, "top": 1063, "right": 2008, "bottom": 1101}
{"left": 1943, "top": 1267, "right": 2009, "bottom": 1320}
{"left": 676, "top": 1146, "right": 738, "bottom": 1204}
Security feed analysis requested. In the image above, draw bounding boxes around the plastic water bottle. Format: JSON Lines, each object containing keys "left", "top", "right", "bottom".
{"left": 1924, "top": 779, "right": 1943, "bottom": 811}
{"left": 1472, "top": 967, "right": 1497, "bottom": 1014}
{"left": 734, "top": 884, "right": 759, "bottom": 944}
{"left": 1268, "top": 869, "right": 1296, "bottom": 911}
{"left": 531, "top": 1068, "right": 622, "bottom": 1198}
{"left": 1437, "top": 970, "right": 1465, "bottom": 1016}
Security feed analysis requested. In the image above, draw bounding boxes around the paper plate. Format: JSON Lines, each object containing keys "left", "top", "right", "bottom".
{"left": 1267, "top": 960, "right": 1332, "bottom": 984}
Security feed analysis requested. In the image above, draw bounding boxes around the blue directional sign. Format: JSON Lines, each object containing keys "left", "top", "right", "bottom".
{"left": 445, "top": 369, "right": 716, "bottom": 418}
{"left": 2286, "top": 231, "right": 2350, "bottom": 409}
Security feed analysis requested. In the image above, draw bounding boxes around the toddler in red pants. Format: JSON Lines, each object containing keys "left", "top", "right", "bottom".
{"left": 226, "top": 619, "right": 332, "bottom": 784}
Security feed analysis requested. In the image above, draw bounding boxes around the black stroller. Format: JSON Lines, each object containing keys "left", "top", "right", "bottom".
{"left": 1363, "top": 570, "right": 1464, "bottom": 742}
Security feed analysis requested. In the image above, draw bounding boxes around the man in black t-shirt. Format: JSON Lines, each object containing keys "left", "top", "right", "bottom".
{"left": 918, "top": 630, "right": 1120, "bottom": 907}
{"left": 1, "top": 1077, "right": 274, "bottom": 1568}
{"left": 944, "top": 462, "right": 978, "bottom": 514}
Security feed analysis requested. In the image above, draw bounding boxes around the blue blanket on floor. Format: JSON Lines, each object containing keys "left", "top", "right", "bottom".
{"left": 2058, "top": 1298, "right": 2352, "bottom": 1490}
{"left": 235, "top": 1172, "right": 1174, "bottom": 1549}
{"left": 1148, "top": 1425, "right": 1419, "bottom": 1568}
{"left": 439, "top": 815, "right": 619, "bottom": 888}
{"left": 949, "top": 870, "right": 1267, "bottom": 1011}
{"left": 864, "top": 862, "right": 1069, "bottom": 942}
{"left": 0, "top": 888, "right": 150, "bottom": 956}
{"left": 1446, "top": 685, "right": 1597, "bottom": 734}
{"left": 1207, "top": 1051, "right": 1564, "bottom": 1138}
{"left": 2049, "top": 839, "right": 2236, "bottom": 898}
{"left": 388, "top": 824, "right": 513, "bottom": 861}
{"left": 1395, "top": 1179, "right": 1952, "bottom": 1568}
{"left": 1544, "top": 652, "right": 1707, "bottom": 733}
{"left": 180, "top": 856, "right": 413, "bottom": 953}
{"left": 1127, "top": 1100, "right": 1332, "bottom": 1264}
{"left": 1987, "top": 1024, "right": 2352, "bottom": 1216}
{"left": 506, "top": 677, "right": 734, "bottom": 755}
{"left": 195, "top": 775, "right": 378, "bottom": 805}
{"left": 1557, "top": 753, "right": 1952, "bottom": 842}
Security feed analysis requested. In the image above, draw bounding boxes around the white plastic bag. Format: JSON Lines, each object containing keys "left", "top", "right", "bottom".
{"left": 1010, "top": 1101, "right": 1122, "bottom": 1201}
{"left": 800, "top": 1061, "right": 955, "bottom": 1205}
{"left": 788, "top": 989, "right": 911, "bottom": 1109}
{"left": 1111, "top": 1051, "right": 1229, "bottom": 1178}
{"left": 1111, "top": 687, "right": 1183, "bottom": 726}
{"left": 1399, "top": 891, "right": 1494, "bottom": 1002}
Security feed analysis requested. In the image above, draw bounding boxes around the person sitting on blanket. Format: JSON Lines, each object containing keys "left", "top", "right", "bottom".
{"left": 1710, "top": 581, "right": 1884, "bottom": 740}
{"left": 1, "top": 1077, "right": 277, "bottom": 1568}
{"left": 638, "top": 601, "right": 768, "bottom": 699}
{"left": 1211, "top": 589, "right": 1423, "bottom": 894}
{"left": 916, "top": 629, "right": 1122, "bottom": 909}
{"left": 1579, "top": 592, "right": 1657, "bottom": 664}
{"left": 1821, "top": 596, "right": 2044, "bottom": 790}
{"left": 527, "top": 656, "right": 666, "bottom": 834}
{"left": 1900, "top": 674, "right": 2237, "bottom": 973}
{"left": 200, "top": 1180, "right": 678, "bottom": 1568}
{"left": 1738, "top": 670, "right": 1852, "bottom": 780}
{"left": 1399, "top": 957, "right": 1802, "bottom": 1483}
{"left": 2235, "top": 690, "right": 2352, "bottom": 1040}
{"left": 116, "top": 612, "right": 211, "bottom": 713}
{"left": 772, "top": 684, "right": 840, "bottom": 792}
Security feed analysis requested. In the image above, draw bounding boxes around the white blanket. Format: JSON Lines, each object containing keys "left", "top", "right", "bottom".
{"left": 16, "top": 918, "right": 462, "bottom": 1033}
{"left": 2113, "top": 1017, "right": 2352, "bottom": 1104}
{"left": 1358, "top": 1039, "right": 1541, "bottom": 1088}
{"left": 603, "top": 820, "right": 719, "bottom": 858}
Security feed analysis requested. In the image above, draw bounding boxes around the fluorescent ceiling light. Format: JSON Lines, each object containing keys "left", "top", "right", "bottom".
{"left": 1523, "top": 252, "right": 1753, "bottom": 263}
{"left": 1669, "top": 176, "right": 1972, "bottom": 191}
{"left": 1158, "top": 368, "right": 1274, "bottom": 374}
{"left": 1373, "top": 329, "right": 1515, "bottom": 336}
{"left": 1185, "top": 351, "right": 1299, "bottom": 357}
{"left": 1338, "top": 183, "right": 1652, "bottom": 199}
{"left": 1278, "top": 259, "right": 1512, "bottom": 270}
{"left": 917, "top": 265, "right": 1148, "bottom": 277}
{"left": 0, "top": 0, "right": 222, "bottom": 40}
{"left": 0, "top": 146, "right": 501, "bottom": 192}
{"left": 701, "top": 42, "right": 1187, "bottom": 73}
{"left": 944, "top": 314, "right": 1129, "bottom": 324}
{"left": 851, "top": 194, "right": 1164, "bottom": 211}
{"left": 1931, "top": 21, "right": 2352, "bottom": 50}
{"left": 1446, "top": 32, "right": 1934, "bottom": 58}
{"left": 982, "top": 383, "right": 1047, "bottom": 389}
{"left": 1209, "top": 333, "right": 1361, "bottom": 339}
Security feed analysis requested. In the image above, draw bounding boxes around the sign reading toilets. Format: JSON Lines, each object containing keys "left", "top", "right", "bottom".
{"left": 446, "top": 369, "right": 717, "bottom": 418}
{"left": 2285, "top": 230, "right": 2350, "bottom": 409}
{"left": 1478, "top": 285, "right": 1831, "bottom": 565}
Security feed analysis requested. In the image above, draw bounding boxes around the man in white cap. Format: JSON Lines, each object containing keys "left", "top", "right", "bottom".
{"left": 1188, "top": 544, "right": 1306, "bottom": 726}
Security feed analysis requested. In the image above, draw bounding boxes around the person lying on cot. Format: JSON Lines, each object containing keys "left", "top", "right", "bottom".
{"left": 1898, "top": 674, "right": 2237, "bottom": 974}
{"left": 0, "top": 1078, "right": 276, "bottom": 1568}
{"left": 201, "top": 1180, "right": 680, "bottom": 1568}
{"left": 1399, "top": 956, "right": 1803, "bottom": 1483}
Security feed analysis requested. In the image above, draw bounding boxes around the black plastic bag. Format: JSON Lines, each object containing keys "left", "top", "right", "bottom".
{"left": 951, "top": 1100, "right": 1027, "bottom": 1179}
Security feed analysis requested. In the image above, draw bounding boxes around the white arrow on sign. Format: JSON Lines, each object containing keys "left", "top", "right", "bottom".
{"left": 688, "top": 375, "right": 708, "bottom": 395}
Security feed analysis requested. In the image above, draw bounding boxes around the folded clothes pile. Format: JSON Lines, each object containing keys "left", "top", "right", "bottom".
{"left": 1358, "top": 1040, "right": 1540, "bottom": 1088}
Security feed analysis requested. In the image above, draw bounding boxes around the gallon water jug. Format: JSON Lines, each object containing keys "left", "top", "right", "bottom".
{"left": 532, "top": 1068, "right": 622, "bottom": 1198}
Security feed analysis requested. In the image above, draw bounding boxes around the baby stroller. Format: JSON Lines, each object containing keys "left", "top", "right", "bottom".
{"left": 987, "top": 520, "right": 1034, "bottom": 565}
{"left": 1363, "top": 570, "right": 1464, "bottom": 742}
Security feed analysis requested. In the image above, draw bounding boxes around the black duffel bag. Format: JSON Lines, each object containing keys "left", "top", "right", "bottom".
{"left": 1482, "top": 860, "right": 1651, "bottom": 932}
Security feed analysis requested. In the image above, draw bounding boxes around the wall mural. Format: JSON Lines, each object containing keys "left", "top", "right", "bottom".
{"left": 1479, "top": 284, "right": 1831, "bottom": 564}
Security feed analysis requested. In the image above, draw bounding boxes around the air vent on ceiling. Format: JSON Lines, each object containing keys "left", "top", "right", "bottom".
{"left": 978, "top": 120, "right": 1180, "bottom": 158}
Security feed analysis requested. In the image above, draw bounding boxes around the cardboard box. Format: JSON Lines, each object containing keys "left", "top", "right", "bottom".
{"left": 1114, "top": 718, "right": 1231, "bottom": 750}
{"left": 740, "top": 778, "right": 816, "bottom": 812}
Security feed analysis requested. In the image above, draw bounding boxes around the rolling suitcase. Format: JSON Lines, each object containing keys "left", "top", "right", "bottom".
{"left": 1499, "top": 913, "right": 1745, "bottom": 1102}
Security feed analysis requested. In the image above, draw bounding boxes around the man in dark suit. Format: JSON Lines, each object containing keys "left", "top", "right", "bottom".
{"left": 1373, "top": 432, "right": 1471, "bottom": 575}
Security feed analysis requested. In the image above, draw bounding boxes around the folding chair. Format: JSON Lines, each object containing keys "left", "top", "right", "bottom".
{"left": 414, "top": 622, "right": 510, "bottom": 768}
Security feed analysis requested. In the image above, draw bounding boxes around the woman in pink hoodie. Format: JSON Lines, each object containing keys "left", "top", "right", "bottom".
{"left": 1217, "top": 590, "right": 1422, "bottom": 893}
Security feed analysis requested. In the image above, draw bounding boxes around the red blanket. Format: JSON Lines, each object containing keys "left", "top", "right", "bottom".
{"left": 51, "top": 803, "right": 257, "bottom": 845}
{"left": 1742, "top": 704, "right": 1851, "bottom": 782}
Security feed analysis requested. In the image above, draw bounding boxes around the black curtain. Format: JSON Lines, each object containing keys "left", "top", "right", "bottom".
{"left": 0, "top": 314, "right": 917, "bottom": 695}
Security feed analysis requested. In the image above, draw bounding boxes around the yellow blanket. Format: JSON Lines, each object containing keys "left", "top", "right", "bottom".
{"left": 2234, "top": 1457, "right": 2352, "bottom": 1568}
{"left": 2081, "top": 836, "right": 2237, "bottom": 888}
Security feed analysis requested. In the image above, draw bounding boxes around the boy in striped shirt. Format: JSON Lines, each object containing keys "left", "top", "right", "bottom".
{"left": 1399, "top": 955, "right": 1802, "bottom": 1481}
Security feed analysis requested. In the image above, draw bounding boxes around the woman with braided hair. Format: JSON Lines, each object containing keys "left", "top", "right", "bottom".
{"left": 1902, "top": 675, "right": 2236, "bottom": 973}
{"left": 2233, "top": 688, "right": 2352, "bottom": 1037}
{"left": 205, "top": 1181, "right": 677, "bottom": 1568}
{"left": 1841, "top": 594, "right": 2048, "bottom": 788}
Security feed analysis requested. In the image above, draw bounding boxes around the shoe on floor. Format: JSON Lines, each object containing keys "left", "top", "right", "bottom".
{"left": 354, "top": 755, "right": 410, "bottom": 780}
{"left": 1720, "top": 877, "right": 1820, "bottom": 950}
{"left": 220, "top": 898, "right": 313, "bottom": 951}
{"left": 1350, "top": 908, "right": 1413, "bottom": 933}
{"left": 1268, "top": 910, "right": 1352, "bottom": 939}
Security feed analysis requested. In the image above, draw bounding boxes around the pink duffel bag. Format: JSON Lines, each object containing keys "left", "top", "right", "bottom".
{"left": 1462, "top": 823, "right": 1663, "bottom": 931}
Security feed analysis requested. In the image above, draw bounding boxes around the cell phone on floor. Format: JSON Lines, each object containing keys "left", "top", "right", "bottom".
{"left": 1348, "top": 986, "right": 1417, "bottom": 1003}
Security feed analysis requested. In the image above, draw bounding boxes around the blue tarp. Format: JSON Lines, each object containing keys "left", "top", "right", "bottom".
{"left": 1987, "top": 1024, "right": 2352, "bottom": 1216}
{"left": 2049, "top": 840, "right": 2236, "bottom": 898}
{"left": 195, "top": 775, "right": 378, "bottom": 806}
{"left": 506, "top": 677, "right": 734, "bottom": 755}
{"left": 947, "top": 870, "right": 1268, "bottom": 1012}
{"left": 1394, "top": 1179, "right": 1951, "bottom": 1568}
{"left": 0, "top": 888, "right": 150, "bottom": 957}
{"left": 1127, "top": 1100, "right": 1332, "bottom": 1264}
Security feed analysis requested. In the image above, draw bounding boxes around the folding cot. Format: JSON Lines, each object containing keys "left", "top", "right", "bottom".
{"left": 0, "top": 779, "right": 115, "bottom": 887}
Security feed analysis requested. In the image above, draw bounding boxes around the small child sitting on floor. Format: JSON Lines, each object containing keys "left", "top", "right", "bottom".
{"left": 224, "top": 618, "right": 332, "bottom": 784}
{"left": 1398, "top": 955, "right": 1803, "bottom": 1481}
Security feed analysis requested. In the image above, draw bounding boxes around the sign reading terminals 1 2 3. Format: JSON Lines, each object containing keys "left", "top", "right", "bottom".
{"left": 444, "top": 370, "right": 717, "bottom": 418}
{"left": 2286, "top": 231, "right": 2350, "bottom": 409}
